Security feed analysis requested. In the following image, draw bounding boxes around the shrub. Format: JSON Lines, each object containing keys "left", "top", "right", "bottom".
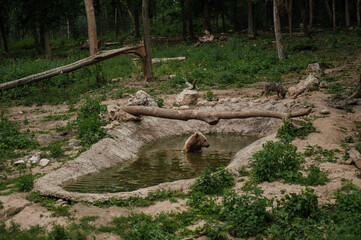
{"left": 190, "top": 166, "right": 234, "bottom": 195}
{"left": 304, "top": 164, "right": 329, "bottom": 186}
{"left": 277, "top": 118, "right": 316, "bottom": 143}
{"left": 16, "top": 174, "right": 34, "bottom": 192}
{"left": 76, "top": 97, "right": 108, "bottom": 146}
{"left": 250, "top": 141, "right": 303, "bottom": 183}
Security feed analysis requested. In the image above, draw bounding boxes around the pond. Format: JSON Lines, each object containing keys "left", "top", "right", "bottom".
{"left": 63, "top": 133, "right": 258, "bottom": 193}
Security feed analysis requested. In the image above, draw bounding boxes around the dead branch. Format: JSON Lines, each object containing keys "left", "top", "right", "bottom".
{"left": 0, "top": 44, "right": 143, "bottom": 91}
{"left": 121, "top": 106, "right": 312, "bottom": 125}
{"left": 151, "top": 57, "right": 186, "bottom": 64}
{"left": 185, "top": 79, "right": 198, "bottom": 90}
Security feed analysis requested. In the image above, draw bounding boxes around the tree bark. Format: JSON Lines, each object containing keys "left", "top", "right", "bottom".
{"left": 324, "top": 0, "right": 333, "bottom": 22}
{"left": 274, "top": 0, "right": 286, "bottom": 60}
{"left": 142, "top": 0, "right": 153, "bottom": 81}
{"left": 332, "top": 0, "right": 336, "bottom": 30}
{"left": 33, "top": 25, "right": 40, "bottom": 54}
{"left": 248, "top": 2, "right": 255, "bottom": 38}
{"left": 356, "top": 0, "right": 361, "bottom": 27}
{"left": 115, "top": 7, "right": 119, "bottom": 38}
{"left": 44, "top": 26, "right": 52, "bottom": 59}
{"left": 204, "top": 0, "right": 212, "bottom": 32}
{"left": 84, "top": 0, "right": 98, "bottom": 56}
{"left": 186, "top": 0, "right": 195, "bottom": 40}
{"left": 264, "top": 0, "right": 268, "bottom": 31}
{"left": 134, "top": 7, "right": 141, "bottom": 37}
{"left": 297, "top": 0, "right": 310, "bottom": 37}
{"left": 0, "top": 16, "right": 8, "bottom": 53}
{"left": 121, "top": 106, "right": 312, "bottom": 125}
{"left": 287, "top": 0, "right": 293, "bottom": 43}
{"left": 181, "top": 0, "right": 187, "bottom": 40}
{"left": 345, "top": 0, "right": 350, "bottom": 28}
{"left": 66, "top": 18, "right": 70, "bottom": 40}
{"left": 309, "top": 0, "right": 313, "bottom": 29}
{"left": 221, "top": 12, "right": 226, "bottom": 32}
{"left": 0, "top": 44, "right": 143, "bottom": 91}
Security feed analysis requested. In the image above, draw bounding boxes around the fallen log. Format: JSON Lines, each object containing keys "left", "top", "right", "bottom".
{"left": 121, "top": 106, "right": 312, "bottom": 125}
{"left": 0, "top": 44, "right": 143, "bottom": 91}
{"left": 151, "top": 57, "right": 186, "bottom": 64}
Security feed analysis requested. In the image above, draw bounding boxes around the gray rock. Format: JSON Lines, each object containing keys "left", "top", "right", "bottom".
{"left": 68, "top": 139, "right": 80, "bottom": 147}
{"left": 39, "top": 158, "right": 50, "bottom": 167}
{"left": 127, "top": 90, "right": 157, "bottom": 107}
{"left": 28, "top": 152, "right": 41, "bottom": 164}
{"left": 319, "top": 81, "right": 329, "bottom": 88}
{"left": 320, "top": 109, "right": 330, "bottom": 115}
{"left": 13, "top": 160, "right": 25, "bottom": 166}
{"left": 176, "top": 89, "right": 199, "bottom": 106}
{"left": 179, "top": 105, "right": 190, "bottom": 110}
{"left": 230, "top": 98, "right": 238, "bottom": 103}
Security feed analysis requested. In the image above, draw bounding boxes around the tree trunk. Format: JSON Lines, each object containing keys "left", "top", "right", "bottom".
{"left": 84, "top": 0, "right": 98, "bottom": 56}
{"left": 239, "top": 0, "right": 242, "bottom": 30}
{"left": 181, "top": 0, "right": 187, "bottom": 40}
{"left": 221, "top": 12, "right": 226, "bottom": 32}
{"left": 264, "top": 0, "right": 268, "bottom": 31}
{"left": 287, "top": 0, "right": 293, "bottom": 43}
{"left": 356, "top": 0, "right": 361, "bottom": 27}
{"left": 186, "top": 0, "right": 195, "bottom": 40}
{"left": 324, "top": 0, "right": 333, "bottom": 23}
{"left": 345, "top": 0, "right": 350, "bottom": 28}
{"left": 115, "top": 7, "right": 119, "bottom": 38}
{"left": 274, "top": 0, "right": 286, "bottom": 60}
{"left": 297, "top": 0, "right": 310, "bottom": 37}
{"left": 0, "top": 17, "right": 9, "bottom": 53}
{"left": 66, "top": 18, "right": 70, "bottom": 40}
{"left": 33, "top": 25, "right": 40, "bottom": 54}
{"left": 309, "top": 0, "right": 313, "bottom": 29}
{"left": 204, "top": 0, "right": 211, "bottom": 32}
{"left": 44, "top": 26, "right": 52, "bottom": 59}
{"left": 0, "top": 44, "right": 144, "bottom": 91}
{"left": 121, "top": 106, "right": 312, "bottom": 125}
{"left": 142, "top": 0, "right": 153, "bottom": 81}
{"left": 248, "top": 2, "right": 255, "bottom": 38}
{"left": 332, "top": 0, "right": 336, "bottom": 30}
{"left": 133, "top": 7, "right": 141, "bottom": 37}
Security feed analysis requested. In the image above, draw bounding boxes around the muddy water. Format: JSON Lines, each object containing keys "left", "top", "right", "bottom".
{"left": 63, "top": 133, "right": 258, "bottom": 193}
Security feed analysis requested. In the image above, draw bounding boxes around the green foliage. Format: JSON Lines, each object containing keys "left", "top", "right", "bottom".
{"left": 16, "top": 174, "right": 34, "bottom": 192}
{"left": 26, "top": 192, "right": 72, "bottom": 217}
{"left": 221, "top": 191, "right": 271, "bottom": 238}
{"left": 250, "top": 141, "right": 303, "bottom": 183}
{"left": 0, "top": 222, "right": 46, "bottom": 240}
{"left": 303, "top": 145, "right": 340, "bottom": 163}
{"left": 204, "top": 90, "right": 216, "bottom": 101}
{"left": 277, "top": 118, "right": 317, "bottom": 143}
{"left": 155, "top": 97, "right": 164, "bottom": 107}
{"left": 343, "top": 135, "right": 355, "bottom": 143}
{"left": 187, "top": 192, "right": 222, "bottom": 217}
{"left": 204, "top": 223, "right": 228, "bottom": 240}
{"left": 237, "top": 165, "right": 249, "bottom": 177}
{"left": 334, "top": 181, "right": 361, "bottom": 214}
{"left": 76, "top": 97, "right": 108, "bottom": 146}
{"left": 303, "top": 165, "right": 329, "bottom": 186}
{"left": 41, "top": 140, "right": 66, "bottom": 158}
{"left": 190, "top": 167, "right": 234, "bottom": 195}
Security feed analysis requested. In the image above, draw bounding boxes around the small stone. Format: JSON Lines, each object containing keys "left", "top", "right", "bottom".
{"left": 169, "top": 74, "right": 176, "bottom": 79}
{"left": 180, "top": 105, "right": 190, "bottom": 110}
{"left": 68, "top": 139, "right": 80, "bottom": 147}
{"left": 253, "top": 99, "right": 261, "bottom": 103}
{"left": 28, "top": 152, "right": 41, "bottom": 164}
{"left": 319, "top": 81, "right": 329, "bottom": 88}
{"left": 39, "top": 158, "right": 50, "bottom": 167}
{"left": 176, "top": 89, "right": 199, "bottom": 106}
{"left": 13, "top": 160, "right": 25, "bottom": 166}
{"left": 160, "top": 76, "right": 169, "bottom": 81}
{"left": 230, "top": 98, "right": 238, "bottom": 103}
{"left": 218, "top": 99, "right": 226, "bottom": 104}
{"left": 319, "top": 109, "right": 330, "bottom": 115}
{"left": 19, "top": 111, "right": 23, "bottom": 114}
{"left": 196, "top": 101, "right": 205, "bottom": 106}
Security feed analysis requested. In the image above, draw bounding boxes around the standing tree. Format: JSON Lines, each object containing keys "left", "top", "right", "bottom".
{"left": 358, "top": 0, "right": 361, "bottom": 27}
{"left": 273, "top": 0, "right": 285, "bottom": 60}
{"left": 345, "top": 0, "right": 350, "bottom": 28}
{"left": 180, "top": 0, "right": 187, "bottom": 40}
{"left": 286, "top": 0, "right": 293, "bottom": 43}
{"left": 332, "top": 0, "right": 336, "bottom": 30}
{"left": 0, "top": 0, "right": 10, "bottom": 53}
{"left": 248, "top": 1, "right": 256, "bottom": 38}
{"left": 296, "top": 0, "right": 310, "bottom": 37}
{"left": 203, "top": 0, "right": 212, "bottom": 32}
{"left": 142, "top": 0, "right": 153, "bottom": 81}
{"left": 186, "top": 0, "right": 195, "bottom": 39}
{"left": 84, "top": 0, "right": 98, "bottom": 56}
{"left": 309, "top": 0, "right": 313, "bottom": 29}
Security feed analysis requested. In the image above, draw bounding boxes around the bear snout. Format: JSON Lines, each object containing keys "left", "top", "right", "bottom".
{"left": 204, "top": 143, "right": 210, "bottom": 148}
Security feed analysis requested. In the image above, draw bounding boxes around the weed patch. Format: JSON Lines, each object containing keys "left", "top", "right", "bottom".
{"left": 277, "top": 118, "right": 317, "bottom": 143}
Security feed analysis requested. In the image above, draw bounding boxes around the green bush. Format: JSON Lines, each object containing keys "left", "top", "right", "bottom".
{"left": 190, "top": 166, "right": 234, "bottom": 195}
{"left": 16, "top": 174, "right": 34, "bottom": 192}
{"left": 76, "top": 97, "right": 108, "bottom": 146}
{"left": 250, "top": 141, "right": 303, "bottom": 183}
{"left": 304, "top": 164, "right": 329, "bottom": 186}
{"left": 277, "top": 118, "right": 316, "bottom": 143}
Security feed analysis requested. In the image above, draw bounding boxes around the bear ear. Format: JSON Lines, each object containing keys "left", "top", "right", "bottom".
{"left": 194, "top": 132, "right": 199, "bottom": 137}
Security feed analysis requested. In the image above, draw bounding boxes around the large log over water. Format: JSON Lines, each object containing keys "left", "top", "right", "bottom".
{"left": 0, "top": 44, "right": 144, "bottom": 91}
{"left": 121, "top": 106, "right": 312, "bottom": 125}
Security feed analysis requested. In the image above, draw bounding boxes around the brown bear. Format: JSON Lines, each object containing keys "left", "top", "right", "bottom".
{"left": 182, "top": 132, "right": 210, "bottom": 153}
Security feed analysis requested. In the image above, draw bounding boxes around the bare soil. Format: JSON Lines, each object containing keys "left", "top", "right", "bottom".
{"left": 1, "top": 57, "right": 361, "bottom": 239}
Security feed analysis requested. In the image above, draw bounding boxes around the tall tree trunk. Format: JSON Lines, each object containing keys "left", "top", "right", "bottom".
{"left": 297, "top": 0, "right": 310, "bottom": 37}
{"left": 141, "top": 0, "right": 153, "bottom": 81}
{"left": 181, "top": 0, "right": 187, "bottom": 40}
{"left": 84, "top": 0, "right": 98, "bottom": 56}
{"left": 264, "top": 0, "right": 268, "bottom": 31}
{"left": 133, "top": 7, "right": 140, "bottom": 37}
{"left": 66, "top": 18, "right": 70, "bottom": 40}
{"left": 356, "top": 0, "right": 361, "bottom": 27}
{"left": 324, "top": 0, "right": 333, "bottom": 23}
{"left": 274, "top": 0, "right": 285, "bottom": 60}
{"left": 204, "top": 0, "right": 211, "bottom": 32}
{"left": 309, "top": 0, "right": 313, "bottom": 29}
{"left": 239, "top": 0, "right": 242, "bottom": 30}
{"left": 186, "top": 0, "right": 195, "bottom": 39}
{"left": 44, "top": 26, "right": 52, "bottom": 59}
{"left": 115, "top": 7, "right": 119, "bottom": 38}
{"left": 287, "top": 0, "right": 293, "bottom": 43}
{"left": 39, "top": 25, "right": 45, "bottom": 50}
{"left": 332, "top": 0, "right": 336, "bottom": 30}
{"left": 345, "top": 0, "right": 350, "bottom": 28}
{"left": 33, "top": 25, "right": 40, "bottom": 54}
{"left": 231, "top": 0, "right": 239, "bottom": 30}
{"left": 248, "top": 2, "right": 255, "bottom": 38}
{"left": 221, "top": 12, "right": 226, "bottom": 32}
{"left": 0, "top": 17, "right": 9, "bottom": 53}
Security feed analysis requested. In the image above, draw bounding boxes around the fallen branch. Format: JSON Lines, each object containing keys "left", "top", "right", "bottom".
{"left": 121, "top": 106, "right": 312, "bottom": 125}
{"left": 152, "top": 57, "right": 186, "bottom": 64}
{"left": 0, "top": 44, "right": 143, "bottom": 91}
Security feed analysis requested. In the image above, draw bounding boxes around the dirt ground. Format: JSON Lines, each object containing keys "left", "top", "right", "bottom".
{"left": 1, "top": 55, "right": 361, "bottom": 239}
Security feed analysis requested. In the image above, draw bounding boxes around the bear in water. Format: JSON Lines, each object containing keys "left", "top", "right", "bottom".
{"left": 182, "top": 132, "right": 210, "bottom": 153}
